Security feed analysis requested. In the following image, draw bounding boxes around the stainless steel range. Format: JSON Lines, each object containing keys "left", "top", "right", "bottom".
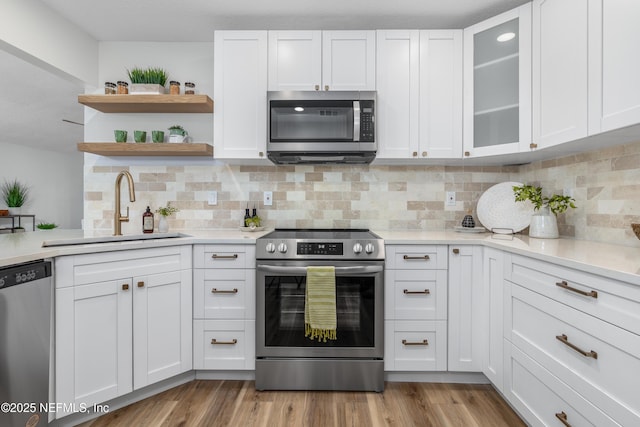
{"left": 255, "top": 229, "right": 384, "bottom": 392}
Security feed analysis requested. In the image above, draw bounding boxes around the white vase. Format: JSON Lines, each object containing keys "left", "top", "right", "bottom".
{"left": 158, "top": 215, "right": 169, "bottom": 233}
{"left": 529, "top": 206, "right": 559, "bottom": 239}
{"left": 8, "top": 207, "right": 22, "bottom": 216}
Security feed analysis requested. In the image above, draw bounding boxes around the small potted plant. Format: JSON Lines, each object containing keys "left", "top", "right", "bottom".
{"left": 155, "top": 202, "right": 179, "bottom": 233}
{"left": 127, "top": 66, "right": 168, "bottom": 94}
{"left": 167, "top": 125, "right": 188, "bottom": 143}
{"left": 513, "top": 184, "right": 576, "bottom": 238}
{"left": 37, "top": 222, "right": 59, "bottom": 230}
{"left": 1, "top": 178, "right": 29, "bottom": 215}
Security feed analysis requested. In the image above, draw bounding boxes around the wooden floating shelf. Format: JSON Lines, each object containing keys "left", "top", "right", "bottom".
{"left": 77, "top": 142, "right": 214, "bottom": 157}
{"left": 77, "top": 94, "right": 214, "bottom": 113}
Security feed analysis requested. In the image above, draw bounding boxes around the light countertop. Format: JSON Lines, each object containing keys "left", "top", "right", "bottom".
{"left": 1, "top": 228, "right": 639, "bottom": 285}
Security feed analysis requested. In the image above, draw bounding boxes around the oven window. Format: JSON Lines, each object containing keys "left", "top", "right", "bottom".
{"left": 270, "top": 100, "right": 354, "bottom": 142}
{"left": 264, "top": 275, "right": 375, "bottom": 347}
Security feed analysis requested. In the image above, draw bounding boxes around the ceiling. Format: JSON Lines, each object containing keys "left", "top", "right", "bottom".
{"left": 2, "top": 0, "right": 528, "bottom": 154}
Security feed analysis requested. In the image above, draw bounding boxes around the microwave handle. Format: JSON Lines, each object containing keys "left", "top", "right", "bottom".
{"left": 353, "top": 101, "right": 360, "bottom": 142}
{"left": 257, "top": 264, "right": 382, "bottom": 275}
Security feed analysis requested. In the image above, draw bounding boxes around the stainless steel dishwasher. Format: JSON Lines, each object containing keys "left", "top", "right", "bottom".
{"left": 0, "top": 259, "right": 53, "bottom": 427}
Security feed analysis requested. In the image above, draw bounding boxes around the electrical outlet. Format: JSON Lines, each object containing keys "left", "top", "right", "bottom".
{"left": 207, "top": 191, "right": 217, "bottom": 205}
{"left": 446, "top": 191, "right": 456, "bottom": 206}
{"left": 264, "top": 191, "right": 273, "bottom": 206}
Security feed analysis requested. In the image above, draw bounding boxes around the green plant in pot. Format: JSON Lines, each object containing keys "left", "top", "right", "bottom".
{"left": 513, "top": 184, "right": 576, "bottom": 238}
{"left": 37, "top": 222, "right": 59, "bottom": 230}
{"left": 127, "top": 66, "right": 168, "bottom": 94}
{"left": 168, "top": 125, "right": 187, "bottom": 143}
{"left": 1, "top": 178, "right": 29, "bottom": 215}
{"left": 155, "top": 202, "right": 179, "bottom": 233}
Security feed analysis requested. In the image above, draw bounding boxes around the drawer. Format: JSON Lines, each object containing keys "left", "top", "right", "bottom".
{"left": 193, "top": 320, "right": 255, "bottom": 370}
{"left": 193, "top": 244, "right": 255, "bottom": 269}
{"left": 193, "top": 269, "right": 255, "bottom": 320}
{"left": 385, "top": 245, "right": 448, "bottom": 270}
{"left": 505, "top": 343, "right": 619, "bottom": 427}
{"left": 505, "top": 253, "right": 640, "bottom": 336}
{"left": 384, "top": 320, "right": 447, "bottom": 371}
{"left": 506, "top": 282, "right": 640, "bottom": 427}
{"left": 384, "top": 270, "right": 447, "bottom": 320}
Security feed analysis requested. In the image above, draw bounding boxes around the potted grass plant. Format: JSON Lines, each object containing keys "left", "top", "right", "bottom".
{"left": 127, "top": 67, "right": 168, "bottom": 94}
{"left": 1, "top": 178, "right": 29, "bottom": 215}
{"left": 513, "top": 184, "right": 576, "bottom": 238}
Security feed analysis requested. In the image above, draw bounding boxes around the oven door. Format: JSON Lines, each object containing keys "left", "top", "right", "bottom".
{"left": 256, "top": 260, "right": 384, "bottom": 359}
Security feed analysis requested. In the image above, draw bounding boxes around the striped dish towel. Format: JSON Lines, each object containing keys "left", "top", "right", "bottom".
{"left": 305, "top": 266, "right": 337, "bottom": 342}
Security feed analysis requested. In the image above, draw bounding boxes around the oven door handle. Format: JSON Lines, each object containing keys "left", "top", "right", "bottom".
{"left": 257, "top": 265, "right": 383, "bottom": 275}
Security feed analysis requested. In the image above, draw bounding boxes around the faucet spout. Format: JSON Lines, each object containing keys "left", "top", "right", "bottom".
{"left": 114, "top": 170, "right": 136, "bottom": 236}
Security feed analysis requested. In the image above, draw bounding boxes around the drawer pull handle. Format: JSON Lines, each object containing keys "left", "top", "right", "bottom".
{"left": 555, "top": 411, "right": 571, "bottom": 427}
{"left": 211, "top": 338, "right": 238, "bottom": 345}
{"left": 402, "top": 339, "right": 428, "bottom": 346}
{"left": 452, "top": 248, "right": 460, "bottom": 254}
{"left": 403, "top": 255, "right": 430, "bottom": 261}
{"left": 556, "top": 281, "right": 598, "bottom": 299}
{"left": 555, "top": 334, "right": 598, "bottom": 359}
{"left": 212, "top": 288, "right": 239, "bottom": 294}
{"left": 137, "top": 281, "right": 145, "bottom": 288}
{"left": 122, "top": 284, "right": 129, "bottom": 291}
{"left": 212, "top": 254, "right": 239, "bottom": 260}
{"left": 403, "top": 289, "right": 430, "bottom": 295}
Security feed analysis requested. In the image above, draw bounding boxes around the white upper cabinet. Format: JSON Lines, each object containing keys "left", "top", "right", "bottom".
{"left": 463, "top": 3, "right": 532, "bottom": 158}
{"left": 268, "top": 30, "right": 375, "bottom": 91}
{"left": 214, "top": 31, "right": 268, "bottom": 160}
{"left": 589, "top": 0, "right": 640, "bottom": 134}
{"left": 532, "top": 0, "right": 589, "bottom": 149}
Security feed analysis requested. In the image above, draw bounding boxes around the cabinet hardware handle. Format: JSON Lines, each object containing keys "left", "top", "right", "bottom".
{"left": 422, "top": 151, "right": 427, "bottom": 157}
{"left": 464, "top": 151, "right": 470, "bottom": 157}
{"left": 555, "top": 281, "right": 598, "bottom": 299}
{"left": 122, "top": 284, "right": 129, "bottom": 290}
{"left": 211, "top": 254, "right": 239, "bottom": 259}
{"left": 324, "top": 85, "right": 329, "bottom": 91}
{"left": 212, "top": 288, "right": 238, "bottom": 294}
{"left": 402, "top": 339, "right": 428, "bottom": 346}
{"left": 555, "top": 334, "right": 598, "bottom": 359}
{"left": 403, "top": 255, "right": 430, "bottom": 261}
{"left": 259, "top": 152, "right": 264, "bottom": 157}
{"left": 530, "top": 143, "right": 539, "bottom": 150}
{"left": 403, "top": 289, "right": 430, "bottom": 295}
{"left": 211, "top": 338, "right": 238, "bottom": 345}
{"left": 314, "top": 85, "right": 320, "bottom": 91}
{"left": 137, "top": 281, "right": 145, "bottom": 288}
{"left": 555, "top": 411, "right": 571, "bottom": 427}
{"left": 452, "top": 248, "right": 460, "bottom": 254}
{"left": 412, "top": 151, "right": 418, "bottom": 157}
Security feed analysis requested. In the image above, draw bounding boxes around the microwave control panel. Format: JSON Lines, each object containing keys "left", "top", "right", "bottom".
{"left": 359, "top": 100, "right": 375, "bottom": 142}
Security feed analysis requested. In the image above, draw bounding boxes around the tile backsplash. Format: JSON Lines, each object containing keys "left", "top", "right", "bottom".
{"left": 84, "top": 139, "right": 640, "bottom": 247}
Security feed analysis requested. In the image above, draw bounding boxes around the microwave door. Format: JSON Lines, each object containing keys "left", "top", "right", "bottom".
{"left": 270, "top": 100, "right": 354, "bottom": 142}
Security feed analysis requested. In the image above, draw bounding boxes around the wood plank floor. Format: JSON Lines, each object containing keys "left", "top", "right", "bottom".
{"left": 79, "top": 380, "right": 525, "bottom": 427}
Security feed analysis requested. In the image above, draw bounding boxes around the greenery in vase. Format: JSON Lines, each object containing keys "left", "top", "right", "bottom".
{"left": 1, "top": 178, "right": 29, "bottom": 207}
{"left": 513, "top": 184, "right": 577, "bottom": 216}
{"left": 37, "top": 222, "right": 59, "bottom": 230}
{"left": 168, "top": 125, "right": 186, "bottom": 136}
{"left": 245, "top": 215, "right": 262, "bottom": 228}
{"left": 127, "top": 67, "right": 168, "bottom": 86}
{"left": 155, "top": 202, "right": 179, "bottom": 217}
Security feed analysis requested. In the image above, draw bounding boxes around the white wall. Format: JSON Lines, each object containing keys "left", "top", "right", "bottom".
{"left": 0, "top": 143, "right": 84, "bottom": 229}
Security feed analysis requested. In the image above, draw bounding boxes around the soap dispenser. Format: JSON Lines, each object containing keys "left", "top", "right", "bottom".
{"left": 143, "top": 206, "right": 154, "bottom": 233}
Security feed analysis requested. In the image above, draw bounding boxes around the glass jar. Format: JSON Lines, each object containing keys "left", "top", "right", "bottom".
{"left": 116, "top": 81, "right": 129, "bottom": 94}
{"left": 184, "top": 82, "right": 195, "bottom": 95}
{"left": 104, "top": 82, "right": 116, "bottom": 95}
{"left": 169, "top": 81, "right": 180, "bottom": 95}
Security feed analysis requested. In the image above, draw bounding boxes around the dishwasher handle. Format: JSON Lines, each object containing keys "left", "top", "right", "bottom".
{"left": 257, "top": 264, "right": 383, "bottom": 275}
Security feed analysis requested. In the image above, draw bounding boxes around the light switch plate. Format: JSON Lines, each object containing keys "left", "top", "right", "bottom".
{"left": 446, "top": 191, "right": 456, "bottom": 206}
{"left": 264, "top": 191, "right": 273, "bottom": 206}
{"left": 207, "top": 191, "right": 217, "bottom": 205}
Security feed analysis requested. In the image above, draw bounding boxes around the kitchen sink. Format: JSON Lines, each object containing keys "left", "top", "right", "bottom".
{"left": 41, "top": 232, "right": 189, "bottom": 247}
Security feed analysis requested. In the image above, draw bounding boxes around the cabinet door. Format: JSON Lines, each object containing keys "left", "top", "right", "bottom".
{"left": 463, "top": 3, "right": 532, "bottom": 158}
{"left": 133, "top": 270, "right": 192, "bottom": 390}
{"left": 375, "top": 30, "right": 420, "bottom": 159}
{"left": 268, "top": 31, "right": 322, "bottom": 91}
{"left": 214, "top": 31, "right": 268, "bottom": 160}
{"left": 589, "top": 0, "right": 640, "bottom": 133}
{"left": 56, "top": 279, "right": 133, "bottom": 413}
{"left": 532, "top": 0, "right": 589, "bottom": 149}
{"left": 419, "top": 30, "right": 463, "bottom": 159}
{"left": 482, "top": 247, "right": 504, "bottom": 391}
{"left": 322, "top": 31, "right": 376, "bottom": 91}
{"left": 448, "top": 246, "right": 483, "bottom": 372}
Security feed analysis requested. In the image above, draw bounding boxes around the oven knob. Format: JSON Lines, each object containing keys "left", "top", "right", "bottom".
{"left": 265, "top": 243, "right": 276, "bottom": 253}
{"left": 353, "top": 243, "right": 363, "bottom": 254}
{"left": 365, "top": 243, "right": 375, "bottom": 254}
{"left": 277, "top": 243, "right": 288, "bottom": 253}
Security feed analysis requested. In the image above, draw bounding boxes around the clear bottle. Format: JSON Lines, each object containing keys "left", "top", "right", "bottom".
{"left": 184, "top": 82, "right": 195, "bottom": 95}
{"left": 169, "top": 81, "right": 180, "bottom": 95}
{"left": 142, "top": 206, "right": 154, "bottom": 233}
{"left": 104, "top": 81, "right": 116, "bottom": 95}
{"left": 117, "top": 81, "right": 129, "bottom": 94}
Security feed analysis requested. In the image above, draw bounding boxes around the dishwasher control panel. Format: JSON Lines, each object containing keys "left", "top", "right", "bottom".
{"left": 0, "top": 260, "right": 51, "bottom": 289}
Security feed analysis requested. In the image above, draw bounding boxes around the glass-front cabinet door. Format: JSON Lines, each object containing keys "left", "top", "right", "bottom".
{"left": 463, "top": 3, "right": 532, "bottom": 158}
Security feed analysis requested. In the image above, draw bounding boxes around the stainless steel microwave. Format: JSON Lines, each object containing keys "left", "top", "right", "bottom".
{"left": 266, "top": 91, "right": 376, "bottom": 164}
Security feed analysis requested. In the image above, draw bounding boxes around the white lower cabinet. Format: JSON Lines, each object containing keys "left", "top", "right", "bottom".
{"left": 482, "top": 247, "right": 504, "bottom": 392}
{"left": 192, "top": 244, "right": 255, "bottom": 370}
{"left": 384, "top": 244, "right": 448, "bottom": 371}
{"left": 55, "top": 246, "right": 192, "bottom": 418}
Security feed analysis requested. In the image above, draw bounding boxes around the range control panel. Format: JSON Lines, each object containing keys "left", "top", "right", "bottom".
{"left": 297, "top": 242, "right": 343, "bottom": 256}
